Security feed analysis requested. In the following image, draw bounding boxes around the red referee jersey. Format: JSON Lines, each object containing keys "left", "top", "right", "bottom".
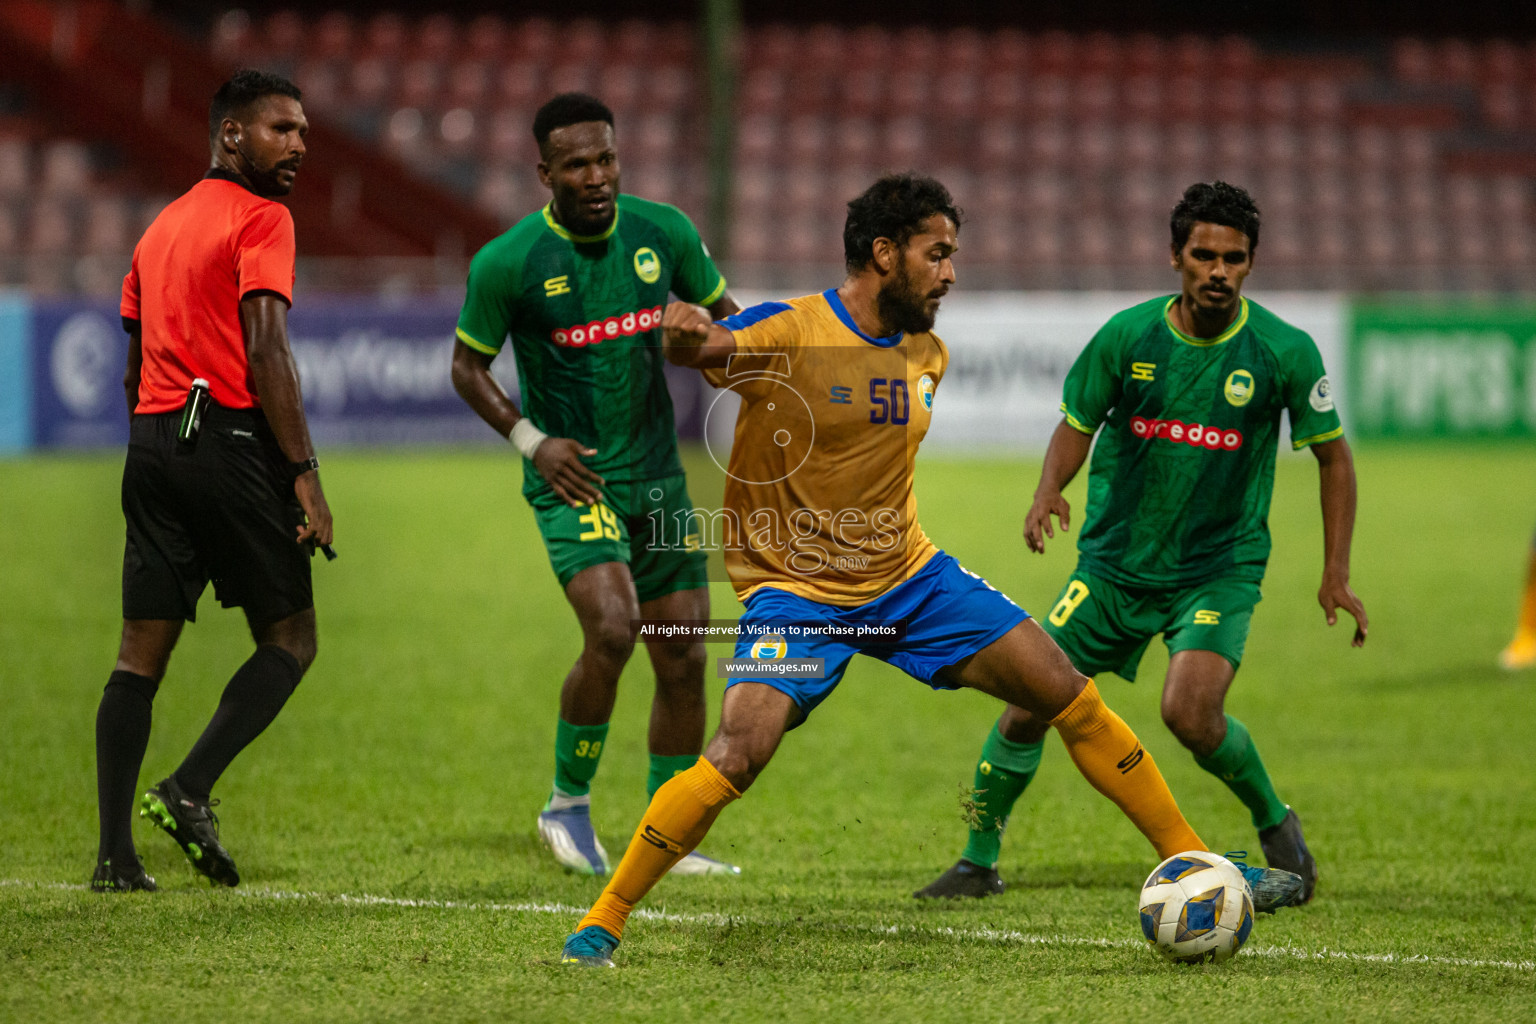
{"left": 121, "top": 171, "right": 296, "bottom": 414}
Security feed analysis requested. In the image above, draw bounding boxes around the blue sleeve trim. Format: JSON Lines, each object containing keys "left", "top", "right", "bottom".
{"left": 823, "top": 288, "right": 903, "bottom": 347}
{"left": 718, "top": 301, "right": 792, "bottom": 331}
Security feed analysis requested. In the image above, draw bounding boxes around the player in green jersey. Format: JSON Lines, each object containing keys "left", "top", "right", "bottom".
{"left": 451, "top": 93, "right": 740, "bottom": 877}
{"left": 917, "top": 182, "right": 1368, "bottom": 905}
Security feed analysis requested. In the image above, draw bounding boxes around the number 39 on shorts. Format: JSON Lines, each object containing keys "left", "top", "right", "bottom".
{"left": 1048, "top": 580, "right": 1091, "bottom": 626}
{"left": 578, "top": 502, "right": 620, "bottom": 542}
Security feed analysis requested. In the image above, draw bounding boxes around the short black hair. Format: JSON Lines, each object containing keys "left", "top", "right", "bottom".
{"left": 533, "top": 93, "right": 615, "bottom": 150}
{"left": 1170, "top": 181, "right": 1261, "bottom": 253}
{"left": 843, "top": 173, "right": 963, "bottom": 272}
{"left": 209, "top": 69, "right": 301, "bottom": 143}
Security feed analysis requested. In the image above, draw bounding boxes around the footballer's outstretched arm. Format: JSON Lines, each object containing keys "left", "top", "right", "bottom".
{"left": 1024, "top": 418, "right": 1095, "bottom": 553}
{"left": 663, "top": 301, "right": 737, "bottom": 368}
{"left": 450, "top": 339, "right": 603, "bottom": 508}
{"left": 1312, "top": 436, "right": 1368, "bottom": 646}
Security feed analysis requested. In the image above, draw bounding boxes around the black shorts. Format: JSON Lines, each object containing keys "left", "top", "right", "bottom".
{"left": 121, "top": 405, "right": 312, "bottom": 624}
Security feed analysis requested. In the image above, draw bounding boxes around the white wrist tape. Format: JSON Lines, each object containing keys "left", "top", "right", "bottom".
{"left": 509, "top": 418, "right": 548, "bottom": 459}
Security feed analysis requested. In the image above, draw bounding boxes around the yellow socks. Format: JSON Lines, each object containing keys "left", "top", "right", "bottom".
{"left": 1050, "top": 680, "right": 1206, "bottom": 859}
{"left": 577, "top": 757, "right": 740, "bottom": 940}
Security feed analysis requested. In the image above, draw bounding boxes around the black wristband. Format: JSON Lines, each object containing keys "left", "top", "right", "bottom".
{"left": 288, "top": 456, "right": 319, "bottom": 478}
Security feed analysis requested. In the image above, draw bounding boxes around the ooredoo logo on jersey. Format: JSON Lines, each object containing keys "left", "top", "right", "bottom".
{"left": 551, "top": 305, "right": 664, "bottom": 347}
{"left": 1130, "top": 416, "right": 1244, "bottom": 451}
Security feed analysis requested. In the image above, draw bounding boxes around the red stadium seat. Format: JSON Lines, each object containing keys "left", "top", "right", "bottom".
{"left": 597, "top": 64, "right": 642, "bottom": 115}
{"left": 419, "top": 14, "right": 459, "bottom": 60}
{"left": 395, "top": 59, "right": 443, "bottom": 109}
{"left": 348, "top": 56, "right": 393, "bottom": 108}
{"left": 209, "top": 9, "right": 254, "bottom": 62}
{"left": 0, "top": 137, "right": 30, "bottom": 197}
{"left": 39, "top": 140, "right": 90, "bottom": 196}
{"left": 446, "top": 62, "right": 491, "bottom": 110}
{"left": 81, "top": 196, "right": 130, "bottom": 255}
{"left": 263, "top": 11, "right": 305, "bottom": 58}
{"left": 465, "top": 15, "right": 508, "bottom": 61}
{"left": 294, "top": 60, "right": 342, "bottom": 113}
{"left": 363, "top": 12, "right": 407, "bottom": 57}
{"left": 27, "top": 200, "right": 75, "bottom": 254}
{"left": 313, "top": 11, "right": 355, "bottom": 60}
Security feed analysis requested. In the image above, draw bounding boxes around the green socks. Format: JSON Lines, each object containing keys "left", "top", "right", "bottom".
{"left": 1193, "top": 715, "right": 1289, "bottom": 832}
{"left": 954, "top": 713, "right": 1287, "bottom": 868}
{"left": 960, "top": 723, "right": 1045, "bottom": 869}
{"left": 647, "top": 754, "right": 698, "bottom": 801}
{"left": 551, "top": 720, "right": 703, "bottom": 805}
{"left": 551, "top": 719, "right": 610, "bottom": 800}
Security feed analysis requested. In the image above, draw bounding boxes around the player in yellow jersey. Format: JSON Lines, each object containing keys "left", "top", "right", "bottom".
{"left": 557, "top": 174, "right": 1303, "bottom": 967}
{"left": 1501, "top": 529, "right": 1536, "bottom": 670}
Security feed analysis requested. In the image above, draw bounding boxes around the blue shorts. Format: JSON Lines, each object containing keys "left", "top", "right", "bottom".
{"left": 727, "top": 551, "right": 1029, "bottom": 722}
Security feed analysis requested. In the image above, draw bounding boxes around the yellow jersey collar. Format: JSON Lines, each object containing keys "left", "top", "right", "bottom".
{"left": 1163, "top": 295, "right": 1248, "bottom": 347}
{"left": 543, "top": 202, "right": 618, "bottom": 243}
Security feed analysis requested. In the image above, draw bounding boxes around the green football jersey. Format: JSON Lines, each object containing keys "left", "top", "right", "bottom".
{"left": 1062, "top": 295, "right": 1343, "bottom": 588}
{"left": 456, "top": 194, "right": 727, "bottom": 490}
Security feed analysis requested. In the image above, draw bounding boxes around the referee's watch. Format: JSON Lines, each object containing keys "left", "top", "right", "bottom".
{"left": 288, "top": 456, "right": 320, "bottom": 479}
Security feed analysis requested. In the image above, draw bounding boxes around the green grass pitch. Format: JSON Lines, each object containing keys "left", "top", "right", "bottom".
{"left": 2, "top": 444, "right": 1534, "bottom": 1022}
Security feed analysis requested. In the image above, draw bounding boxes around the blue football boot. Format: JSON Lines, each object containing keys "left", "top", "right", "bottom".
{"left": 1225, "top": 850, "right": 1305, "bottom": 913}
{"left": 561, "top": 925, "right": 620, "bottom": 968}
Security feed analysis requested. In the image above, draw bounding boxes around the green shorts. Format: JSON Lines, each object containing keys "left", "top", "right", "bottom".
{"left": 527, "top": 473, "right": 709, "bottom": 603}
{"left": 1039, "top": 569, "right": 1262, "bottom": 682}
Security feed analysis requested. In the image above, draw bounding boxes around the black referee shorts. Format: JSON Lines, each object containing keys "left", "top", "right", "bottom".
{"left": 121, "top": 405, "right": 313, "bottom": 624}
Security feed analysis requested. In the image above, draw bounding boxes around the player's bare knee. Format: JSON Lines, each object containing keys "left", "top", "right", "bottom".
{"left": 703, "top": 744, "right": 764, "bottom": 793}
{"left": 654, "top": 672, "right": 706, "bottom": 713}
{"left": 998, "top": 704, "right": 1050, "bottom": 744}
{"left": 253, "top": 611, "right": 318, "bottom": 673}
{"left": 265, "top": 634, "right": 315, "bottom": 674}
{"left": 584, "top": 616, "right": 636, "bottom": 667}
{"left": 289, "top": 634, "right": 317, "bottom": 674}
{"left": 651, "top": 641, "right": 706, "bottom": 690}
{"left": 1162, "top": 704, "right": 1221, "bottom": 754}
{"left": 1021, "top": 663, "right": 1088, "bottom": 722}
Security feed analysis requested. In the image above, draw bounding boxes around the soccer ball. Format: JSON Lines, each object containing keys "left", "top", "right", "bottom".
{"left": 1138, "top": 851, "right": 1255, "bottom": 964}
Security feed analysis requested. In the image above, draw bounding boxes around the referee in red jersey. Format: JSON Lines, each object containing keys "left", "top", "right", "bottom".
{"left": 92, "top": 70, "right": 332, "bottom": 891}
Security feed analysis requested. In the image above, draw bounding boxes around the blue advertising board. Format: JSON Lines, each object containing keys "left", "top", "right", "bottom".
{"left": 31, "top": 300, "right": 129, "bottom": 449}
{"left": 7, "top": 295, "right": 714, "bottom": 451}
{"left": 285, "top": 297, "right": 477, "bottom": 445}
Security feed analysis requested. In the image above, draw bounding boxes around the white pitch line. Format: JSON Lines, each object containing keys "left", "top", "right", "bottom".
{"left": 7, "top": 878, "right": 1532, "bottom": 973}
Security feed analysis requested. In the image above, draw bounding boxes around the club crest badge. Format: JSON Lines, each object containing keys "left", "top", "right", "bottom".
{"left": 918, "top": 373, "right": 936, "bottom": 410}
{"left": 633, "top": 247, "right": 661, "bottom": 284}
{"left": 1224, "top": 369, "right": 1255, "bottom": 407}
{"left": 750, "top": 633, "right": 788, "bottom": 659}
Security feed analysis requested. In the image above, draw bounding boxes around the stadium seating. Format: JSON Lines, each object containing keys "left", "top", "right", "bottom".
{"left": 196, "top": 14, "right": 1536, "bottom": 292}
{"left": 0, "top": 119, "right": 170, "bottom": 294}
{"left": 5, "top": 11, "right": 1536, "bottom": 293}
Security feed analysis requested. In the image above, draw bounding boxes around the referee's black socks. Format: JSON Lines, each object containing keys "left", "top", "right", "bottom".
{"left": 174, "top": 644, "right": 303, "bottom": 802}
{"left": 96, "top": 670, "right": 159, "bottom": 865}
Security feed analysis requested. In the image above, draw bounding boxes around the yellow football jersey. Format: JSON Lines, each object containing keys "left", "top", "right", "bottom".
{"left": 706, "top": 289, "right": 947, "bottom": 606}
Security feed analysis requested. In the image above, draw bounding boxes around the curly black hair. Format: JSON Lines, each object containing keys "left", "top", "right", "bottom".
{"left": 209, "top": 69, "right": 301, "bottom": 143}
{"left": 1170, "top": 181, "right": 1261, "bottom": 253}
{"left": 843, "top": 173, "right": 963, "bottom": 272}
{"left": 532, "top": 93, "right": 615, "bottom": 151}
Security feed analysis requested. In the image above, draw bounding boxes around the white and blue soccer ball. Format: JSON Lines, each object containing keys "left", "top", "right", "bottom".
{"left": 1138, "top": 850, "right": 1255, "bottom": 964}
